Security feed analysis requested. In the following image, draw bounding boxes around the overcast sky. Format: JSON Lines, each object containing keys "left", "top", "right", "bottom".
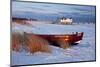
{"left": 12, "top": 1, "right": 95, "bottom": 16}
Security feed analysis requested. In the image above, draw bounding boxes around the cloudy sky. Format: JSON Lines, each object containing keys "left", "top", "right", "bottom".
{"left": 12, "top": 1, "right": 96, "bottom": 22}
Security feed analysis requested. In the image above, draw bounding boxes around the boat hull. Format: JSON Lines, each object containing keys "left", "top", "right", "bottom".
{"left": 24, "top": 32, "right": 84, "bottom": 49}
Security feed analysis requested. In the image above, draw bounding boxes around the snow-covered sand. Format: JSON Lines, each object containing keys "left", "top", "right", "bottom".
{"left": 11, "top": 21, "right": 95, "bottom": 66}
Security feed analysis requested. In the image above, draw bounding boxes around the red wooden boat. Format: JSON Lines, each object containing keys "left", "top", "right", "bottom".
{"left": 24, "top": 32, "right": 84, "bottom": 49}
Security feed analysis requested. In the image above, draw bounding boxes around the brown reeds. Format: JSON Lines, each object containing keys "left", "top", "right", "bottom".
{"left": 12, "top": 32, "right": 51, "bottom": 54}
{"left": 12, "top": 32, "right": 23, "bottom": 51}
{"left": 24, "top": 33, "right": 51, "bottom": 53}
{"left": 55, "top": 38, "right": 70, "bottom": 49}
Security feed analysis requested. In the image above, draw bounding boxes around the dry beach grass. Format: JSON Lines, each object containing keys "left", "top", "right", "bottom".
{"left": 12, "top": 32, "right": 51, "bottom": 54}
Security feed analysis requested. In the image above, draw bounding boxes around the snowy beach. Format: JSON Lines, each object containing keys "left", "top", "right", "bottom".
{"left": 11, "top": 21, "right": 95, "bottom": 66}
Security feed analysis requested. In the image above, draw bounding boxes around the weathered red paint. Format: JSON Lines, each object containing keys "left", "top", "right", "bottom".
{"left": 37, "top": 32, "right": 84, "bottom": 45}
